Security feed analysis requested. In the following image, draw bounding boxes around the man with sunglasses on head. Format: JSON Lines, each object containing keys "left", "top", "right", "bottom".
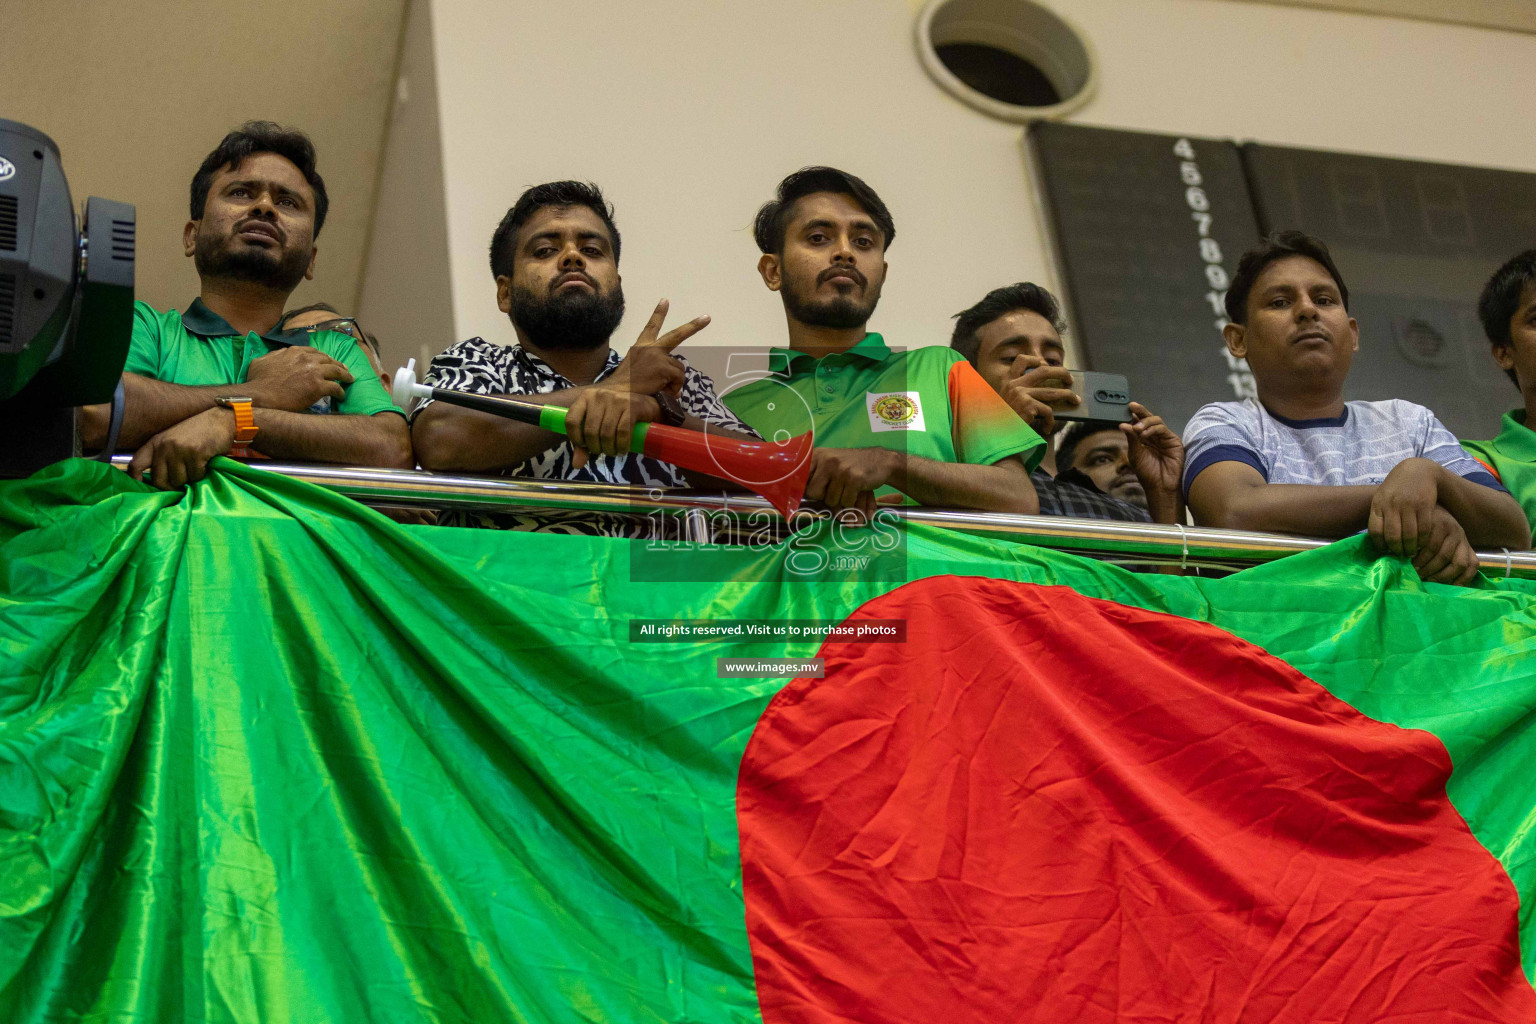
{"left": 279, "top": 302, "right": 435, "bottom": 525}
{"left": 79, "top": 121, "right": 411, "bottom": 488}
{"left": 279, "top": 302, "right": 392, "bottom": 396}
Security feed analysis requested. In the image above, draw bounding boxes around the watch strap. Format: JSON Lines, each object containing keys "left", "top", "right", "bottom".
{"left": 652, "top": 391, "right": 686, "bottom": 428}
{"left": 217, "top": 397, "right": 259, "bottom": 453}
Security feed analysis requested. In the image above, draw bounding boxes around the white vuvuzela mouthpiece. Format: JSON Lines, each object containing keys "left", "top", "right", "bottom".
{"left": 392, "top": 358, "right": 432, "bottom": 409}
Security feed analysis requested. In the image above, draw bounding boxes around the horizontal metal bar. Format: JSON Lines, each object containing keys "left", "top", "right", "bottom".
{"left": 107, "top": 456, "right": 1536, "bottom": 579}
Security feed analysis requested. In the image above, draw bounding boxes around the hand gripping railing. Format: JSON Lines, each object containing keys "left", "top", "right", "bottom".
{"left": 107, "top": 456, "right": 1536, "bottom": 578}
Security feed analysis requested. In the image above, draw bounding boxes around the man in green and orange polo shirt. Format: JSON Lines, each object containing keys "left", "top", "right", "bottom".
{"left": 724, "top": 167, "right": 1042, "bottom": 517}
{"left": 80, "top": 121, "right": 410, "bottom": 488}
{"left": 1464, "top": 249, "right": 1536, "bottom": 528}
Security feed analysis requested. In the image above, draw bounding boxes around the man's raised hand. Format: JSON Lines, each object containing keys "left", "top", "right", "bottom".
{"left": 997, "top": 354, "right": 1076, "bottom": 436}
{"left": 568, "top": 299, "right": 708, "bottom": 468}
{"left": 1121, "top": 401, "right": 1186, "bottom": 525}
{"left": 597, "top": 299, "right": 706, "bottom": 397}
{"left": 1120, "top": 402, "right": 1184, "bottom": 497}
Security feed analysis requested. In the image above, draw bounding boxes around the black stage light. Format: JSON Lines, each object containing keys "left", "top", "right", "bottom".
{"left": 0, "top": 118, "right": 135, "bottom": 477}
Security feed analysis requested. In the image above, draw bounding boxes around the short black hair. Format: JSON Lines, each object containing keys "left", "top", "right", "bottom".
{"left": 277, "top": 303, "right": 374, "bottom": 357}
{"left": 1478, "top": 249, "right": 1536, "bottom": 390}
{"left": 278, "top": 301, "right": 341, "bottom": 328}
{"left": 950, "top": 282, "right": 1066, "bottom": 364}
{"left": 753, "top": 166, "right": 895, "bottom": 255}
{"left": 1057, "top": 419, "right": 1124, "bottom": 475}
{"left": 489, "top": 181, "right": 620, "bottom": 281}
{"left": 191, "top": 121, "right": 329, "bottom": 236}
{"left": 1225, "top": 230, "right": 1349, "bottom": 325}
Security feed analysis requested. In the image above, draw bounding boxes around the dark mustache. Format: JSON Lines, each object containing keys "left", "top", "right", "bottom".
{"left": 236, "top": 218, "right": 284, "bottom": 243}
{"left": 550, "top": 272, "right": 596, "bottom": 293}
{"left": 818, "top": 266, "right": 866, "bottom": 287}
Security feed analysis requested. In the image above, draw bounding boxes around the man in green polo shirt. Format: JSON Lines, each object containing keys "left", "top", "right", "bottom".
{"left": 79, "top": 121, "right": 409, "bottom": 489}
{"left": 724, "top": 167, "right": 1042, "bottom": 517}
{"left": 1464, "top": 249, "right": 1536, "bottom": 528}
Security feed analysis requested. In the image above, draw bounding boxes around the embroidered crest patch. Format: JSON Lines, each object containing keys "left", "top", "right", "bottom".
{"left": 866, "top": 391, "right": 924, "bottom": 432}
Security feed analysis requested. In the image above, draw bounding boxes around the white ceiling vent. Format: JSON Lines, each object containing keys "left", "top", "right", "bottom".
{"left": 916, "top": 0, "right": 1097, "bottom": 122}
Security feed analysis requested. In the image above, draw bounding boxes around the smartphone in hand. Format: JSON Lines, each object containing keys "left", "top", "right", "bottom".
{"left": 1056, "top": 371, "right": 1132, "bottom": 423}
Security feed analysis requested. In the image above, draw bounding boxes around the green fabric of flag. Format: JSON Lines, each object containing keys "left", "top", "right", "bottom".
{"left": 2, "top": 458, "right": 1536, "bottom": 1022}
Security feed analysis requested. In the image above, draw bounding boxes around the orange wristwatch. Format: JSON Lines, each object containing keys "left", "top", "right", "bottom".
{"left": 215, "top": 395, "right": 259, "bottom": 457}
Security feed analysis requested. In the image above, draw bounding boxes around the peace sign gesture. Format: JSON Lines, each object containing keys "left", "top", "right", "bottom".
{"left": 596, "top": 299, "right": 709, "bottom": 397}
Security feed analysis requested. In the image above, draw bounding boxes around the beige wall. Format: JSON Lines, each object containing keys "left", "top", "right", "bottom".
{"left": 0, "top": 0, "right": 405, "bottom": 317}
{"left": 427, "top": 0, "right": 1064, "bottom": 359}
{"left": 385, "top": 0, "right": 1536, "bottom": 369}
{"left": 7, "top": 1, "right": 1533, "bottom": 368}
{"left": 357, "top": 0, "right": 456, "bottom": 372}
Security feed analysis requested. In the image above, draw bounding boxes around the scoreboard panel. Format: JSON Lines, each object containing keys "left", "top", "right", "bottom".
{"left": 1028, "top": 121, "right": 1536, "bottom": 439}
{"left": 1028, "top": 122, "right": 1262, "bottom": 433}
{"left": 1242, "top": 143, "right": 1536, "bottom": 438}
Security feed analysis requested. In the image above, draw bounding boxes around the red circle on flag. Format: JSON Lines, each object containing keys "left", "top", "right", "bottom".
{"left": 737, "top": 576, "right": 1536, "bottom": 1022}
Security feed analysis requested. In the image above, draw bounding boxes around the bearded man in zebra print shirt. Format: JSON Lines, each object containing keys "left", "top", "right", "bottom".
{"left": 411, "top": 181, "right": 758, "bottom": 536}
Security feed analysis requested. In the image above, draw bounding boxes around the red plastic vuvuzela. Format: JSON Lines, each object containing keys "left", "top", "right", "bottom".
{"left": 638, "top": 423, "right": 814, "bottom": 520}
{"left": 392, "top": 362, "right": 814, "bottom": 520}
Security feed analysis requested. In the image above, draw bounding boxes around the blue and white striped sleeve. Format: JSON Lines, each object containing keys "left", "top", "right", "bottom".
{"left": 1181, "top": 402, "right": 1268, "bottom": 499}
{"left": 1413, "top": 404, "right": 1506, "bottom": 491}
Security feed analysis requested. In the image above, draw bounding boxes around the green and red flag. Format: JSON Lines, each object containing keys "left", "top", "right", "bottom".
{"left": 2, "top": 459, "right": 1536, "bottom": 1022}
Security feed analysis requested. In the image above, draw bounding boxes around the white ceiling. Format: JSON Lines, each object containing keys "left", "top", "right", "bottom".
{"left": 0, "top": 0, "right": 408, "bottom": 316}
{"left": 1213, "top": 0, "right": 1536, "bottom": 33}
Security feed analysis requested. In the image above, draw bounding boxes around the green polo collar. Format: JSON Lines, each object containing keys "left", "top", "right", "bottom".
{"left": 1490, "top": 409, "right": 1536, "bottom": 462}
{"left": 768, "top": 332, "right": 891, "bottom": 375}
{"left": 180, "top": 297, "right": 312, "bottom": 347}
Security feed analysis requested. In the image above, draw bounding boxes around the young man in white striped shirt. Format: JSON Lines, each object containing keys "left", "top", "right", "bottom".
{"left": 1183, "top": 231, "right": 1529, "bottom": 584}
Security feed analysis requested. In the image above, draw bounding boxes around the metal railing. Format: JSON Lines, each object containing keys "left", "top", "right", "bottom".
{"left": 109, "top": 456, "right": 1536, "bottom": 578}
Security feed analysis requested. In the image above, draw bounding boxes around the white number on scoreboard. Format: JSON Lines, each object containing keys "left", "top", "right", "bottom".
{"left": 1174, "top": 138, "right": 1252, "bottom": 400}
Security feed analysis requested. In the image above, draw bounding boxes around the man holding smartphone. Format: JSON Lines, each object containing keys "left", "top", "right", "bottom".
{"left": 950, "top": 283, "right": 1185, "bottom": 524}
